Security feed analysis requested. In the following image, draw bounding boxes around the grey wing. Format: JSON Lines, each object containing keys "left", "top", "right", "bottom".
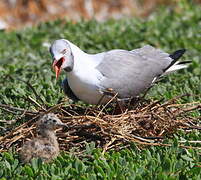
{"left": 62, "top": 78, "right": 79, "bottom": 101}
{"left": 96, "top": 45, "right": 172, "bottom": 98}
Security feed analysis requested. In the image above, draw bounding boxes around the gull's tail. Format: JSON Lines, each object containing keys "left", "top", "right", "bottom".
{"left": 163, "top": 49, "right": 191, "bottom": 75}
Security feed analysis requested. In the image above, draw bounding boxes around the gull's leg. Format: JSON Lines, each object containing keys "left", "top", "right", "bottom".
{"left": 98, "top": 88, "right": 131, "bottom": 114}
{"left": 141, "top": 85, "right": 153, "bottom": 99}
{"left": 140, "top": 77, "right": 160, "bottom": 100}
{"left": 114, "top": 99, "right": 126, "bottom": 114}
{"left": 97, "top": 88, "right": 117, "bottom": 105}
{"left": 96, "top": 94, "right": 106, "bottom": 107}
{"left": 97, "top": 88, "right": 119, "bottom": 111}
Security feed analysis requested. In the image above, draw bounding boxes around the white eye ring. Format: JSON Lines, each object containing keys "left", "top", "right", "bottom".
{"left": 61, "top": 49, "right": 67, "bottom": 54}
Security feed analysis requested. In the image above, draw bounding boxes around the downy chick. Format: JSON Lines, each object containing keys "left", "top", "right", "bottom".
{"left": 19, "top": 113, "right": 66, "bottom": 163}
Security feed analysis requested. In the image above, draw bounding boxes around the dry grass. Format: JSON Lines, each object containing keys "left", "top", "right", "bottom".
{"left": 0, "top": 94, "right": 200, "bottom": 153}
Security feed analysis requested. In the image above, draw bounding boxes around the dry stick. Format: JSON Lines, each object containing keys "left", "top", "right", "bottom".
{"left": 62, "top": 115, "right": 85, "bottom": 120}
{"left": 60, "top": 108, "right": 74, "bottom": 117}
{"left": 1, "top": 110, "right": 30, "bottom": 139}
{"left": 3, "top": 109, "right": 29, "bottom": 126}
{"left": 182, "top": 125, "right": 201, "bottom": 130}
{"left": 0, "top": 126, "right": 7, "bottom": 131}
{"left": 102, "top": 137, "right": 116, "bottom": 155}
{"left": 116, "top": 134, "right": 201, "bottom": 150}
{"left": 179, "top": 141, "right": 201, "bottom": 144}
{"left": 185, "top": 121, "right": 197, "bottom": 127}
{"left": 141, "top": 99, "right": 163, "bottom": 112}
{"left": 8, "top": 134, "right": 29, "bottom": 148}
{"left": 131, "top": 134, "right": 155, "bottom": 143}
{"left": 150, "top": 94, "right": 191, "bottom": 112}
{"left": 162, "top": 106, "right": 174, "bottom": 119}
{"left": 152, "top": 112, "right": 166, "bottom": 121}
{"left": 0, "top": 107, "right": 19, "bottom": 114}
{"left": 175, "top": 104, "right": 201, "bottom": 116}
{"left": 160, "top": 93, "right": 191, "bottom": 108}
{"left": 167, "top": 102, "right": 200, "bottom": 108}
{"left": 95, "top": 93, "right": 118, "bottom": 120}
{"left": 0, "top": 119, "right": 16, "bottom": 125}
{"left": 44, "top": 103, "right": 64, "bottom": 114}
{"left": 138, "top": 136, "right": 164, "bottom": 140}
{"left": 16, "top": 78, "right": 45, "bottom": 106}
{"left": 27, "top": 96, "right": 46, "bottom": 110}
{"left": 0, "top": 114, "right": 40, "bottom": 142}
{"left": 0, "top": 104, "right": 37, "bottom": 114}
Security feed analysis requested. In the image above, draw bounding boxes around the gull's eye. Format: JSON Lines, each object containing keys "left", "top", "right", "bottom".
{"left": 52, "top": 119, "right": 57, "bottom": 123}
{"left": 61, "top": 49, "right": 67, "bottom": 54}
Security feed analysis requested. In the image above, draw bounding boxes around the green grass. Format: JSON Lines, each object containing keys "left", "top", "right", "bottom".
{"left": 0, "top": 0, "right": 201, "bottom": 179}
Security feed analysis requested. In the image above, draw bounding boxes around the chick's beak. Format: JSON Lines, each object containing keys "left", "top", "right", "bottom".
{"left": 52, "top": 57, "right": 65, "bottom": 79}
{"left": 56, "top": 122, "right": 68, "bottom": 128}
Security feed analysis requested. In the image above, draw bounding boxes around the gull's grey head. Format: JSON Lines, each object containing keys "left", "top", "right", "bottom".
{"left": 50, "top": 39, "right": 74, "bottom": 79}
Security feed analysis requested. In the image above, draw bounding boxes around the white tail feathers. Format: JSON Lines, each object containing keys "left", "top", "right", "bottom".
{"left": 163, "top": 62, "right": 189, "bottom": 76}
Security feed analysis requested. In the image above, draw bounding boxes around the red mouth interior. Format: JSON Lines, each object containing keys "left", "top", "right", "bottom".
{"left": 53, "top": 57, "right": 64, "bottom": 79}
{"left": 55, "top": 57, "right": 64, "bottom": 69}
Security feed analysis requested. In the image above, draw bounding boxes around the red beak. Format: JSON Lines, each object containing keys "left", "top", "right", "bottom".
{"left": 52, "top": 57, "right": 64, "bottom": 79}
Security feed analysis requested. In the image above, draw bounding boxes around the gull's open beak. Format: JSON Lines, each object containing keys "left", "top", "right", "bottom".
{"left": 52, "top": 57, "right": 65, "bottom": 79}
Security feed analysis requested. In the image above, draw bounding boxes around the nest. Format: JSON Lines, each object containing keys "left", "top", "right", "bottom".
{"left": 0, "top": 94, "right": 200, "bottom": 153}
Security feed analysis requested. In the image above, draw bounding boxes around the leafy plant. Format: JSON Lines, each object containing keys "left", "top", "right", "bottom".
{"left": 0, "top": 1, "right": 200, "bottom": 179}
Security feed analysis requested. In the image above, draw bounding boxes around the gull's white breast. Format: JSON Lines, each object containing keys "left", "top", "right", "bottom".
{"left": 67, "top": 68, "right": 106, "bottom": 104}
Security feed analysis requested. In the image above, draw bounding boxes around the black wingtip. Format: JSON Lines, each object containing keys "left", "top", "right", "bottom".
{"left": 169, "top": 49, "right": 186, "bottom": 60}
{"left": 177, "top": 60, "right": 191, "bottom": 65}
{"left": 163, "top": 49, "right": 187, "bottom": 72}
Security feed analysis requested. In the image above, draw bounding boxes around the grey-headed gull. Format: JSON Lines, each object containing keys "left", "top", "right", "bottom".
{"left": 50, "top": 39, "right": 190, "bottom": 104}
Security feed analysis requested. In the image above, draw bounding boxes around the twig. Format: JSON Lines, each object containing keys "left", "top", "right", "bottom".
{"left": 167, "top": 102, "right": 200, "bottom": 108}
{"left": 131, "top": 134, "right": 155, "bottom": 143}
{"left": 141, "top": 99, "right": 163, "bottom": 111}
{"left": 27, "top": 96, "right": 46, "bottom": 110}
{"left": 95, "top": 92, "right": 118, "bottom": 119}
{"left": 0, "top": 104, "right": 37, "bottom": 114}
{"left": 45, "top": 103, "right": 64, "bottom": 114}
{"left": 16, "top": 78, "right": 45, "bottom": 106}
{"left": 0, "top": 107, "right": 18, "bottom": 114}
{"left": 102, "top": 137, "right": 116, "bottom": 155}
{"left": 0, "top": 114, "right": 40, "bottom": 143}
{"left": 179, "top": 140, "right": 201, "bottom": 144}
{"left": 0, "top": 119, "right": 16, "bottom": 125}
{"left": 152, "top": 112, "right": 166, "bottom": 121}
{"left": 175, "top": 104, "right": 201, "bottom": 116}
{"left": 160, "top": 93, "right": 191, "bottom": 107}
{"left": 116, "top": 134, "right": 201, "bottom": 150}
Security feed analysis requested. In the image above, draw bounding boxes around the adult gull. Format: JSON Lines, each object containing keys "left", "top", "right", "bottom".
{"left": 50, "top": 39, "right": 190, "bottom": 104}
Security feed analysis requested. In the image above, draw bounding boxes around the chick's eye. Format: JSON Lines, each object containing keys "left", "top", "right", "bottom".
{"left": 52, "top": 119, "right": 57, "bottom": 123}
{"left": 61, "top": 49, "right": 67, "bottom": 54}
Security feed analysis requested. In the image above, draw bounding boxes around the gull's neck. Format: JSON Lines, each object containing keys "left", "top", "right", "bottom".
{"left": 66, "top": 40, "right": 87, "bottom": 58}
{"left": 64, "top": 40, "right": 104, "bottom": 73}
{"left": 65, "top": 40, "right": 91, "bottom": 71}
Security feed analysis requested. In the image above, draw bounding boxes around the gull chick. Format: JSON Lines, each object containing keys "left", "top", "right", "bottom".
{"left": 50, "top": 39, "right": 190, "bottom": 104}
{"left": 19, "top": 113, "right": 66, "bottom": 163}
